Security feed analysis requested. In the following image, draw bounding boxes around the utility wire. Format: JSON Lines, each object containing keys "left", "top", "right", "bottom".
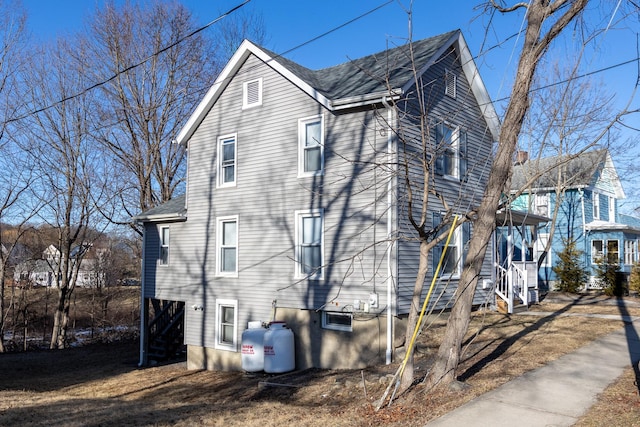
{"left": 5, "top": 0, "right": 253, "bottom": 125}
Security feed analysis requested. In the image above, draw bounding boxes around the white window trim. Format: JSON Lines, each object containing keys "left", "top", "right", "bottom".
{"left": 215, "top": 299, "right": 238, "bottom": 351}
{"left": 533, "top": 193, "right": 549, "bottom": 217}
{"left": 216, "top": 216, "right": 239, "bottom": 277}
{"left": 591, "top": 239, "right": 604, "bottom": 264}
{"left": 242, "top": 78, "right": 262, "bottom": 109}
{"left": 217, "top": 134, "right": 237, "bottom": 188}
{"left": 441, "top": 226, "right": 462, "bottom": 278}
{"left": 608, "top": 196, "right": 615, "bottom": 222}
{"left": 445, "top": 69, "right": 457, "bottom": 98}
{"left": 294, "top": 209, "right": 324, "bottom": 280}
{"left": 624, "top": 240, "right": 637, "bottom": 265}
{"left": 321, "top": 311, "right": 353, "bottom": 332}
{"left": 297, "top": 114, "right": 324, "bottom": 177}
{"left": 436, "top": 122, "right": 460, "bottom": 180}
{"left": 593, "top": 192, "right": 600, "bottom": 220}
{"left": 536, "top": 233, "right": 552, "bottom": 267}
{"left": 159, "top": 226, "right": 170, "bottom": 266}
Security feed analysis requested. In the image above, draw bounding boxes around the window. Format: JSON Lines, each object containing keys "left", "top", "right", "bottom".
{"left": 160, "top": 226, "right": 170, "bottom": 266}
{"left": 593, "top": 192, "right": 600, "bottom": 220}
{"left": 295, "top": 209, "right": 324, "bottom": 279}
{"left": 322, "top": 311, "right": 352, "bottom": 332}
{"left": 217, "top": 217, "right": 238, "bottom": 276}
{"left": 607, "top": 240, "right": 619, "bottom": 264}
{"left": 242, "top": 78, "right": 262, "bottom": 109}
{"left": 217, "top": 135, "right": 236, "bottom": 187}
{"left": 533, "top": 193, "right": 549, "bottom": 217}
{"left": 434, "top": 123, "right": 467, "bottom": 180}
{"left": 608, "top": 196, "right": 615, "bottom": 222}
{"left": 215, "top": 299, "right": 238, "bottom": 351}
{"left": 298, "top": 115, "right": 324, "bottom": 176}
{"left": 591, "top": 240, "right": 604, "bottom": 264}
{"left": 624, "top": 240, "right": 637, "bottom": 265}
{"left": 536, "top": 233, "right": 551, "bottom": 267}
{"left": 433, "top": 213, "right": 470, "bottom": 278}
{"left": 445, "top": 69, "right": 456, "bottom": 98}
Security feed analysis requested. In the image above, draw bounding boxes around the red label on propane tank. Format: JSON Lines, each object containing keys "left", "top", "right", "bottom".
{"left": 241, "top": 344, "right": 254, "bottom": 354}
{"left": 264, "top": 345, "right": 275, "bottom": 356}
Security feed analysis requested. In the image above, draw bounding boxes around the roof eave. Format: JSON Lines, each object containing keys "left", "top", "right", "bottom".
{"left": 331, "top": 89, "right": 403, "bottom": 110}
{"left": 133, "top": 213, "right": 187, "bottom": 223}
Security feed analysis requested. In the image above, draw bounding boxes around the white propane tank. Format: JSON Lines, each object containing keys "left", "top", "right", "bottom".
{"left": 263, "top": 321, "right": 295, "bottom": 373}
{"left": 241, "top": 321, "right": 267, "bottom": 372}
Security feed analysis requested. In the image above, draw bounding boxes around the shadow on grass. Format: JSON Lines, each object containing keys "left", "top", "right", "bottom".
{"left": 457, "top": 295, "right": 587, "bottom": 382}
{"left": 616, "top": 296, "right": 640, "bottom": 394}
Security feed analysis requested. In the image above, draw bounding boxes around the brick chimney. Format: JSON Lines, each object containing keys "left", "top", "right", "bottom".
{"left": 515, "top": 150, "right": 529, "bottom": 165}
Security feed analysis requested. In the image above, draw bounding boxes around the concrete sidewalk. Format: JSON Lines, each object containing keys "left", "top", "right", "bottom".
{"left": 426, "top": 316, "right": 640, "bottom": 427}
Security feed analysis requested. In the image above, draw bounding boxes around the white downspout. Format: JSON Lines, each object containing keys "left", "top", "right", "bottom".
{"left": 579, "top": 188, "right": 588, "bottom": 282}
{"left": 138, "top": 225, "right": 147, "bottom": 367}
{"left": 383, "top": 97, "right": 396, "bottom": 365}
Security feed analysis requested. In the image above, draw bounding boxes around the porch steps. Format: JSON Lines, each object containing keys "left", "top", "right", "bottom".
{"left": 147, "top": 300, "right": 185, "bottom": 362}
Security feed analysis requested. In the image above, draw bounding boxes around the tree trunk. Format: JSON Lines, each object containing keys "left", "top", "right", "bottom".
{"left": 424, "top": 0, "right": 589, "bottom": 389}
{"left": 50, "top": 285, "right": 70, "bottom": 350}
{"left": 399, "top": 239, "right": 431, "bottom": 393}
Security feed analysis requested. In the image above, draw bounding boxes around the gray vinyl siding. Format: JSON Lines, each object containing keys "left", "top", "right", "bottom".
{"left": 395, "top": 45, "right": 495, "bottom": 314}
{"left": 168, "top": 54, "right": 392, "bottom": 348}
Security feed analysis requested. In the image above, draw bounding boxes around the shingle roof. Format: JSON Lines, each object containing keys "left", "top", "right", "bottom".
{"left": 510, "top": 149, "right": 608, "bottom": 190}
{"left": 265, "top": 31, "right": 458, "bottom": 100}
{"left": 133, "top": 194, "right": 186, "bottom": 222}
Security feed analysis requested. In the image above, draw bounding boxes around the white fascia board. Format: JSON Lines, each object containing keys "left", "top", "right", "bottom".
{"left": 133, "top": 213, "right": 187, "bottom": 223}
{"left": 603, "top": 153, "right": 626, "bottom": 199}
{"left": 176, "top": 40, "right": 334, "bottom": 145}
{"left": 331, "top": 90, "right": 402, "bottom": 110}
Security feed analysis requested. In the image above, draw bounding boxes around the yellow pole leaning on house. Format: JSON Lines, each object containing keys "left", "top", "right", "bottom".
{"left": 378, "top": 214, "right": 459, "bottom": 409}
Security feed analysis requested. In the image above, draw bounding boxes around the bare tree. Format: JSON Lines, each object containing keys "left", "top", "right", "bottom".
{"left": 0, "top": 1, "right": 30, "bottom": 353}
{"left": 423, "top": 0, "right": 596, "bottom": 390}
{"left": 18, "top": 37, "right": 104, "bottom": 349}
{"left": 82, "top": 1, "right": 265, "bottom": 230}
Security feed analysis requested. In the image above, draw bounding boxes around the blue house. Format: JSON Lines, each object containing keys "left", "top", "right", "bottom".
{"left": 508, "top": 149, "right": 640, "bottom": 290}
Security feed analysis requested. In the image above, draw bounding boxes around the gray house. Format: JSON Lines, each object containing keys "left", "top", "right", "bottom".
{"left": 135, "top": 30, "right": 500, "bottom": 371}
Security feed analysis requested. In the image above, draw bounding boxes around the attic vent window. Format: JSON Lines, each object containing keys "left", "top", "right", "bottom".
{"left": 445, "top": 69, "right": 456, "bottom": 98}
{"left": 243, "top": 78, "right": 262, "bottom": 109}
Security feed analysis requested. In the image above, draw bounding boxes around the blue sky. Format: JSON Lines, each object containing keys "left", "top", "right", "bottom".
{"left": 23, "top": 0, "right": 640, "bottom": 210}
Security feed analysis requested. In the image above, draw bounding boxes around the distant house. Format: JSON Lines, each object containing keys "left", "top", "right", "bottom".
{"left": 135, "top": 30, "right": 503, "bottom": 371}
{"left": 13, "top": 243, "right": 104, "bottom": 288}
{"left": 509, "top": 149, "right": 640, "bottom": 289}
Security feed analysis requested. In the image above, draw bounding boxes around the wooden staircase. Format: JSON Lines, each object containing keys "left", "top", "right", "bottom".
{"left": 147, "top": 299, "right": 185, "bottom": 362}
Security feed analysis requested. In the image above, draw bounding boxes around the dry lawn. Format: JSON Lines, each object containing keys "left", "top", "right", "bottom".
{"left": 1, "top": 292, "right": 639, "bottom": 426}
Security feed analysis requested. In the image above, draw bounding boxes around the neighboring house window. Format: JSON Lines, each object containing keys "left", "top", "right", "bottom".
{"left": 295, "top": 209, "right": 324, "bottom": 279}
{"left": 444, "top": 69, "right": 456, "bottom": 98}
{"left": 434, "top": 123, "right": 467, "bottom": 180}
{"left": 533, "top": 193, "right": 549, "bottom": 217}
{"left": 593, "top": 192, "right": 600, "bottom": 220}
{"left": 536, "top": 233, "right": 551, "bottom": 267}
{"left": 624, "top": 240, "right": 637, "bottom": 265}
{"left": 215, "top": 299, "right": 238, "bottom": 351}
{"left": 607, "top": 240, "right": 620, "bottom": 264}
{"left": 591, "top": 240, "right": 603, "bottom": 264}
{"left": 322, "top": 311, "right": 352, "bottom": 332}
{"left": 160, "top": 226, "right": 170, "bottom": 266}
{"left": 242, "top": 78, "right": 262, "bottom": 109}
{"left": 608, "top": 196, "right": 615, "bottom": 222}
{"left": 218, "top": 134, "right": 237, "bottom": 187}
{"left": 217, "top": 216, "right": 238, "bottom": 276}
{"left": 298, "top": 115, "right": 324, "bottom": 176}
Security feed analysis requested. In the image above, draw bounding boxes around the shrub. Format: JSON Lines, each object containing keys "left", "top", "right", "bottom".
{"left": 552, "top": 238, "right": 588, "bottom": 293}
{"left": 628, "top": 262, "right": 640, "bottom": 295}
{"left": 595, "top": 256, "right": 625, "bottom": 297}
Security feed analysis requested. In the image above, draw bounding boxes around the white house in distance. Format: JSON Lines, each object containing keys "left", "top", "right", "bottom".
{"left": 135, "top": 30, "right": 502, "bottom": 371}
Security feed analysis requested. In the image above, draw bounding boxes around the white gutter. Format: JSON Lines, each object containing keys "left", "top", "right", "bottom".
{"left": 383, "top": 96, "right": 396, "bottom": 365}
{"left": 332, "top": 90, "right": 402, "bottom": 110}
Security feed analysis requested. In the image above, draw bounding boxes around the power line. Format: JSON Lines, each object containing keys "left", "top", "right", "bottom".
{"left": 5, "top": 0, "right": 253, "bottom": 125}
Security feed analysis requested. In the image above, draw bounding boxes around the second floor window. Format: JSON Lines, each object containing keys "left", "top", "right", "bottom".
{"left": 298, "top": 115, "right": 324, "bottom": 176}
{"left": 295, "top": 210, "right": 324, "bottom": 279}
{"left": 593, "top": 192, "right": 600, "bottom": 220}
{"left": 218, "top": 135, "right": 236, "bottom": 187}
{"left": 217, "top": 217, "right": 238, "bottom": 275}
{"left": 434, "top": 123, "right": 467, "bottom": 180}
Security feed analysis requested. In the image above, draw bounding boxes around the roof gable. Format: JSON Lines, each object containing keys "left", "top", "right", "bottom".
{"left": 511, "top": 149, "right": 625, "bottom": 198}
{"left": 176, "top": 30, "right": 500, "bottom": 144}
